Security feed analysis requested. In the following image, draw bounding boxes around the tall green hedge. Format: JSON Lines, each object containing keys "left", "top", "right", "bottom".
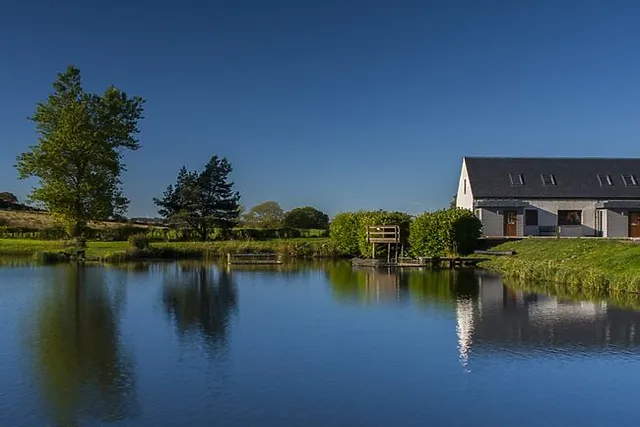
{"left": 329, "top": 210, "right": 412, "bottom": 257}
{"left": 409, "top": 208, "right": 482, "bottom": 257}
{"left": 329, "top": 212, "right": 361, "bottom": 255}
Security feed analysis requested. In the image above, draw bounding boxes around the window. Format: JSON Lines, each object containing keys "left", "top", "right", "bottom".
{"left": 509, "top": 173, "right": 524, "bottom": 186}
{"left": 597, "top": 174, "right": 613, "bottom": 186}
{"left": 621, "top": 174, "right": 638, "bottom": 187}
{"left": 558, "top": 210, "right": 582, "bottom": 226}
{"left": 541, "top": 174, "right": 557, "bottom": 186}
{"left": 463, "top": 179, "right": 467, "bottom": 195}
{"left": 525, "top": 209, "right": 538, "bottom": 226}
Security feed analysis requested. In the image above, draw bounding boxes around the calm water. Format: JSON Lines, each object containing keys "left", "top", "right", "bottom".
{"left": 1, "top": 262, "right": 639, "bottom": 427}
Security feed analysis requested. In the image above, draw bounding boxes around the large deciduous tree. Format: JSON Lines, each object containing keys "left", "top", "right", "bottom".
{"left": 283, "top": 206, "right": 330, "bottom": 229}
{"left": 154, "top": 155, "right": 241, "bottom": 241}
{"left": 16, "top": 66, "right": 144, "bottom": 244}
{"left": 242, "top": 201, "right": 285, "bottom": 229}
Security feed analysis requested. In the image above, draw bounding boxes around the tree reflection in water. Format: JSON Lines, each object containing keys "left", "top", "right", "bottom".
{"left": 31, "top": 265, "right": 137, "bottom": 426}
{"left": 162, "top": 264, "right": 237, "bottom": 352}
{"left": 326, "top": 262, "right": 478, "bottom": 306}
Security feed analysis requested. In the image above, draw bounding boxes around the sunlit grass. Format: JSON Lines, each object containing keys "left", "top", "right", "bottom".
{"left": 481, "top": 238, "right": 640, "bottom": 292}
{"left": 0, "top": 238, "right": 334, "bottom": 262}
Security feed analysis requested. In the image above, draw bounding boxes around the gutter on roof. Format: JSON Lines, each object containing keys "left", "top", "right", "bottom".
{"left": 596, "top": 200, "right": 640, "bottom": 209}
{"left": 474, "top": 200, "right": 531, "bottom": 208}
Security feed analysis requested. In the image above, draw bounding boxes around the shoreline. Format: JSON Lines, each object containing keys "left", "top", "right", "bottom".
{"left": 0, "top": 238, "right": 339, "bottom": 264}
{"left": 478, "top": 238, "right": 640, "bottom": 293}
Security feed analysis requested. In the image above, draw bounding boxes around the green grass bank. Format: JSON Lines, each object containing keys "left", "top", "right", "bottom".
{"left": 480, "top": 238, "right": 640, "bottom": 293}
{"left": 0, "top": 238, "right": 335, "bottom": 263}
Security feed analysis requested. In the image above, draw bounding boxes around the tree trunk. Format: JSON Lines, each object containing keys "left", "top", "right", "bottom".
{"left": 199, "top": 225, "right": 208, "bottom": 242}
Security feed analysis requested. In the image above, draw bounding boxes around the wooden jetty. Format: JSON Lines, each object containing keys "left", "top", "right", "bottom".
{"left": 351, "top": 256, "right": 489, "bottom": 269}
{"left": 473, "top": 250, "right": 516, "bottom": 256}
{"left": 354, "top": 224, "right": 488, "bottom": 269}
{"left": 227, "top": 253, "right": 283, "bottom": 265}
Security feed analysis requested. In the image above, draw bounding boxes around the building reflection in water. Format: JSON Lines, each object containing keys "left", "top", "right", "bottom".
{"left": 326, "top": 263, "right": 640, "bottom": 367}
{"left": 470, "top": 272, "right": 638, "bottom": 338}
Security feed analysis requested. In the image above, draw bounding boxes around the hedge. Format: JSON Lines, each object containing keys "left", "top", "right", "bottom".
{"left": 329, "top": 210, "right": 412, "bottom": 257}
{"left": 409, "top": 208, "right": 482, "bottom": 257}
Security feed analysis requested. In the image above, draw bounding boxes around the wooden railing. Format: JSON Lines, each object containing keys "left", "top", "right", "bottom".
{"left": 366, "top": 225, "right": 401, "bottom": 243}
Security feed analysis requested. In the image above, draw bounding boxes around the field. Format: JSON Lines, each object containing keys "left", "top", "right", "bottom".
{"left": 480, "top": 238, "right": 640, "bottom": 292}
{"left": 0, "top": 209, "right": 139, "bottom": 229}
{"left": 0, "top": 238, "right": 334, "bottom": 262}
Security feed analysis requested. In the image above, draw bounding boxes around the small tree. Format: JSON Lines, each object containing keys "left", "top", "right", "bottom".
{"left": 284, "top": 206, "right": 330, "bottom": 229}
{"left": 243, "top": 201, "right": 285, "bottom": 229}
{"left": 16, "top": 66, "right": 144, "bottom": 245}
{"left": 154, "top": 155, "right": 241, "bottom": 241}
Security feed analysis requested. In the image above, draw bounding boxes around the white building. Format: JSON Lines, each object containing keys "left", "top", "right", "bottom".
{"left": 456, "top": 157, "right": 640, "bottom": 238}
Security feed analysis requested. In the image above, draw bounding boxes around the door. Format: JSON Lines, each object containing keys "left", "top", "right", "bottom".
{"left": 503, "top": 210, "right": 518, "bottom": 237}
{"left": 595, "top": 209, "right": 604, "bottom": 237}
{"left": 629, "top": 212, "right": 640, "bottom": 238}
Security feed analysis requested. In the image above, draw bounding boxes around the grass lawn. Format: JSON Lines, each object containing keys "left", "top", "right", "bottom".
{"left": 0, "top": 238, "right": 333, "bottom": 261}
{"left": 480, "top": 238, "right": 640, "bottom": 292}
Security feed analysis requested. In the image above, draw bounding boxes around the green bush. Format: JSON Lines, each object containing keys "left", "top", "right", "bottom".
{"left": 410, "top": 208, "right": 482, "bottom": 257}
{"left": 329, "top": 212, "right": 361, "bottom": 255}
{"left": 128, "top": 234, "right": 150, "bottom": 250}
{"left": 329, "top": 210, "right": 412, "bottom": 257}
{"left": 230, "top": 227, "right": 302, "bottom": 240}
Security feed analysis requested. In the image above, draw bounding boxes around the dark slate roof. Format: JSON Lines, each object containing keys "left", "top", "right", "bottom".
{"left": 465, "top": 157, "right": 640, "bottom": 199}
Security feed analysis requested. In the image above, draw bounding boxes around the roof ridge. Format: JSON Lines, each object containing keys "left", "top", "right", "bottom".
{"left": 464, "top": 156, "right": 640, "bottom": 160}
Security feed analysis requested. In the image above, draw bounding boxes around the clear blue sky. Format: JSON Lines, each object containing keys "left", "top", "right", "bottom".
{"left": 1, "top": 0, "right": 640, "bottom": 217}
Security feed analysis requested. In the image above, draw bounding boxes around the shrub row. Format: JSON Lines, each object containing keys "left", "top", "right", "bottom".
{"left": 100, "top": 240, "right": 337, "bottom": 263}
{"left": 0, "top": 225, "right": 329, "bottom": 242}
{"left": 329, "top": 208, "right": 482, "bottom": 257}
{"left": 409, "top": 208, "right": 482, "bottom": 257}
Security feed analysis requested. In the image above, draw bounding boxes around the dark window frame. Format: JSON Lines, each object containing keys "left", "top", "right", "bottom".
{"left": 597, "top": 174, "right": 614, "bottom": 186}
{"left": 558, "top": 210, "right": 582, "bottom": 226}
{"left": 541, "top": 174, "right": 557, "bottom": 186}
{"left": 509, "top": 173, "right": 524, "bottom": 186}
{"left": 524, "top": 209, "right": 538, "bottom": 226}
{"left": 621, "top": 174, "right": 638, "bottom": 187}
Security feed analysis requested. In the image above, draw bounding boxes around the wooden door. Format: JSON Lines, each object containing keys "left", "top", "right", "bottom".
{"left": 629, "top": 212, "right": 640, "bottom": 238}
{"left": 503, "top": 210, "right": 518, "bottom": 237}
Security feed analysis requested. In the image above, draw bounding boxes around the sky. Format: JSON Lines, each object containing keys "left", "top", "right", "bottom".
{"left": 1, "top": 0, "right": 640, "bottom": 218}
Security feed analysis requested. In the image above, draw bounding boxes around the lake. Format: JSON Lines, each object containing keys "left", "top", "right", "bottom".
{"left": 1, "top": 261, "right": 639, "bottom": 427}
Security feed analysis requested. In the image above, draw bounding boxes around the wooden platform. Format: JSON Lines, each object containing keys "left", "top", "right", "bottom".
{"left": 351, "top": 256, "right": 489, "bottom": 269}
{"left": 227, "top": 253, "right": 283, "bottom": 265}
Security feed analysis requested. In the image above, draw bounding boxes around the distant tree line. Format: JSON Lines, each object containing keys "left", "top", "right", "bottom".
{"left": 14, "top": 66, "right": 332, "bottom": 244}
{"left": 14, "top": 66, "right": 475, "bottom": 253}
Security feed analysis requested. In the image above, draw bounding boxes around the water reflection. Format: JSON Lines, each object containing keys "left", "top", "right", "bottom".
{"left": 326, "top": 262, "right": 478, "bottom": 305}
{"left": 470, "top": 272, "right": 640, "bottom": 352}
{"left": 30, "top": 265, "right": 137, "bottom": 426}
{"left": 326, "top": 264, "right": 640, "bottom": 362}
{"left": 162, "top": 265, "right": 237, "bottom": 352}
